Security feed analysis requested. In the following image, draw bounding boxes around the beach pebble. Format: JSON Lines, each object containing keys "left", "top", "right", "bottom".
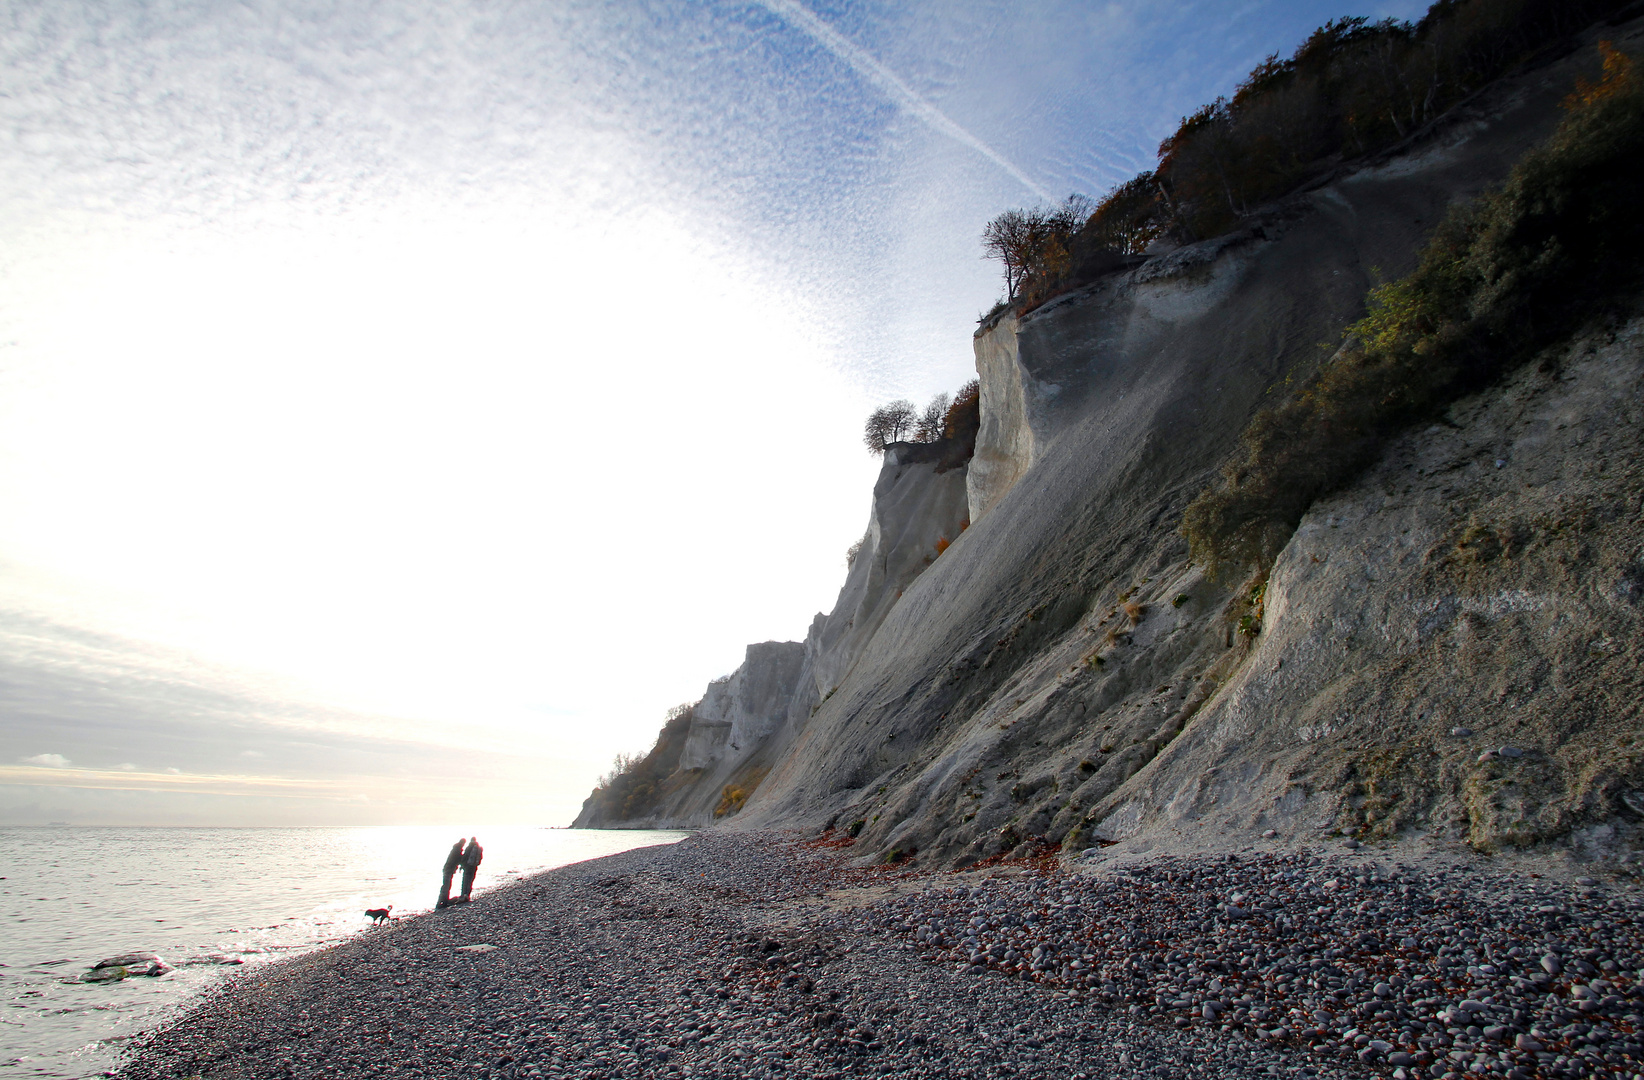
{"left": 118, "top": 831, "right": 1644, "bottom": 1080}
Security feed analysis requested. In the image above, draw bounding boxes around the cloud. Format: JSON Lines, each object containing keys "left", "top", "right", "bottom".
{"left": 756, "top": 0, "right": 1052, "bottom": 201}
{"left": 239, "top": 750, "right": 265, "bottom": 758}
{"left": 116, "top": 762, "right": 137, "bottom": 770}
{"left": 20, "top": 752, "right": 69, "bottom": 767}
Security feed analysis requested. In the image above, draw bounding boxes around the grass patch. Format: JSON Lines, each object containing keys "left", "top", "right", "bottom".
{"left": 1183, "top": 45, "right": 1644, "bottom": 578}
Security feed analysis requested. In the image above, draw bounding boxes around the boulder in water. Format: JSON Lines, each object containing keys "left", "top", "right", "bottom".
{"left": 88, "top": 952, "right": 173, "bottom": 978}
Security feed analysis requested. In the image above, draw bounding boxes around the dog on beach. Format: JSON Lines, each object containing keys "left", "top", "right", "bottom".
{"left": 364, "top": 905, "right": 393, "bottom": 925}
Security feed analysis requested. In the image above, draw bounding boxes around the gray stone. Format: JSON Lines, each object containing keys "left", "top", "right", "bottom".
{"left": 90, "top": 952, "right": 171, "bottom": 978}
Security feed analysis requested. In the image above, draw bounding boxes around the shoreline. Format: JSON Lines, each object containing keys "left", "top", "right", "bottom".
{"left": 119, "top": 832, "right": 1644, "bottom": 1079}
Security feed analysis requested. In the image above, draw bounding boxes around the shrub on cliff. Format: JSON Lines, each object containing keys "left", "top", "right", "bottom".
{"left": 714, "top": 768, "right": 768, "bottom": 818}
{"left": 1183, "top": 44, "right": 1644, "bottom": 578}
{"left": 982, "top": 0, "right": 1637, "bottom": 317}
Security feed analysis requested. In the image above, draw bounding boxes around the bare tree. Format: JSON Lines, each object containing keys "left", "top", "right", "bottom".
{"left": 981, "top": 195, "right": 1095, "bottom": 300}
{"left": 981, "top": 208, "right": 1036, "bottom": 300}
{"left": 596, "top": 751, "right": 644, "bottom": 789}
{"left": 914, "top": 393, "right": 951, "bottom": 442}
{"left": 863, "top": 399, "right": 917, "bottom": 454}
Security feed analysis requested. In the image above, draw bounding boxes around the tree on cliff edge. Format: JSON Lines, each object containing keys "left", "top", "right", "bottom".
{"left": 863, "top": 399, "right": 916, "bottom": 453}
{"left": 914, "top": 393, "right": 951, "bottom": 442}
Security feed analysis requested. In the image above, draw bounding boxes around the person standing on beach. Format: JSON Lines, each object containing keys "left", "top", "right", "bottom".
{"left": 459, "top": 836, "right": 483, "bottom": 902}
{"left": 437, "top": 838, "right": 466, "bottom": 908}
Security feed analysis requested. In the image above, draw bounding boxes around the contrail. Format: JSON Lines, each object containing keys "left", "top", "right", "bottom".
{"left": 757, "top": 0, "right": 1054, "bottom": 202}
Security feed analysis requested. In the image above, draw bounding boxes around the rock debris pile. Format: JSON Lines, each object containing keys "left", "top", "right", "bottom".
{"left": 119, "top": 833, "right": 1643, "bottom": 1080}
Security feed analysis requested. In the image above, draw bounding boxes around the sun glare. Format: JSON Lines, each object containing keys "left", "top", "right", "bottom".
{"left": 0, "top": 195, "right": 876, "bottom": 758}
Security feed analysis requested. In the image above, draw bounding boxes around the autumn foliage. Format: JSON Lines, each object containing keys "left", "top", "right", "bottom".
{"left": 983, "top": 0, "right": 1637, "bottom": 317}
{"left": 1182, "top": 41, "right": 1644, "bottom": 577}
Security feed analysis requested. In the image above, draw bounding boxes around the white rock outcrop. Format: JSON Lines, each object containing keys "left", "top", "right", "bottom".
{"left": 678, "top": 641, "right": 806, "bottom": 772}
{"left": 967, "top": 315, "right": 1031, "bottom": 524}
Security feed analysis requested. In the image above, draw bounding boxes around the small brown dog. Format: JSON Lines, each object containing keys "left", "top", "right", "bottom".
{"left": 364, "top": 905, "right": 393, "bottom": 925}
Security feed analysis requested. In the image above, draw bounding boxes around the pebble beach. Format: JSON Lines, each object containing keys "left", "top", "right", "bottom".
{"left": 119, "top": 832, "right": 1644, "bottom": 1080}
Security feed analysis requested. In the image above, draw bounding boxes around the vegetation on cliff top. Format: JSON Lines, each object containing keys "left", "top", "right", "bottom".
{"left": 862, "top": 379, "right": 980, "bottom": 460}
{"left": 1183, "top": 42, "right": 1644, "bottom": 578}
{"left": 981, "top": 0, "right": 1637, "bottom": 317}
{"left": 579, "top": 703, "right": 697, "bottom": 823}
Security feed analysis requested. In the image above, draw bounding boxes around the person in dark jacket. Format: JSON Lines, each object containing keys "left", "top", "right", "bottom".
{"left": 437, "top": 838, "right": 465, "bottom": 908}
{"left": 459, "top": 836, "right": 483, "bottom": 902}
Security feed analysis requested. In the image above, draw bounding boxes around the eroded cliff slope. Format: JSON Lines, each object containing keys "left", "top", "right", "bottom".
{"left": 573, "top": 440, "right": 972, "bottom": 828}
{"left": 579, "top": 23, "right": 1644, "bottom": 865}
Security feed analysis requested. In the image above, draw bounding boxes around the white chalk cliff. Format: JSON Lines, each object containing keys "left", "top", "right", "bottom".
{"left": 578, "top": 26, "right": 1644, "bottom": 863}
{"left": 574, "top": 439, "right": 972, "bottom": 828}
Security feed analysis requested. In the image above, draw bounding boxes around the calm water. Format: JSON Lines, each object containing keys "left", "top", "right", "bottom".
{"left": 0, "top": 826, "right": 687, "bottom": 1078}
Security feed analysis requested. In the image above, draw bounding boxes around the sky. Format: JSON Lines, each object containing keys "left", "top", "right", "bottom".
{"left": 0, "top": 0, "right": 1427, "bottom": 827}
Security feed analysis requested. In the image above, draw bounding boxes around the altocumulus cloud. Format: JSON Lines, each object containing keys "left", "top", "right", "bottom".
{"left": 19, "top": 753, "right": 69, "bottom": 768}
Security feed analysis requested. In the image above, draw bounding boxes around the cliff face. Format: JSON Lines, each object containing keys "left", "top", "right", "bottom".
{"left": 580, "top": 24, "right": 1644, "bottom": 861}
{"left": 810, "top": 442, "right": 972, "bottom": 699}
{"left": 573, "top": 441, "right": 971, "bottom": 829}
{"left": 677, "top": 642, "right": 806, "bottom": 773}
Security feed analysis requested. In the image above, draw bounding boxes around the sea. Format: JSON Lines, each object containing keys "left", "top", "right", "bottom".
{"left": 0, "top": 825, "right": 688, "bottom": 1078}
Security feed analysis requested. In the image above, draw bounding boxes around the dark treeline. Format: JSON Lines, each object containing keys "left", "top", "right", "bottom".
{"left": 580, "top": 704, "right": 696, "bottom": 823}
{"left": 984, "top": 0, "right": 1639, "bottom": 314}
